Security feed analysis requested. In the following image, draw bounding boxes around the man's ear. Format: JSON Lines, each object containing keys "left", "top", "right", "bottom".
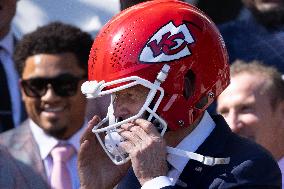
{"left": 279, "top": 100, "right": 284, "bottom": 117}
{"left": 274, "top": 100, "right": 284, "bottom": 126}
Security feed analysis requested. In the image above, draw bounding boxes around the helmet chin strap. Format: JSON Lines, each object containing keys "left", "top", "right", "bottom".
{"left": 105, "top": 131, "right": 230, "bottom": 166}
{"left": 166, "top": 146, "right": 230, "bottom": 166}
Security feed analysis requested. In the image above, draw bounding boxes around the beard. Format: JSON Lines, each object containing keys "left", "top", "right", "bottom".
{"left": 44, "top": 126, "right": 68, "bottom": 140}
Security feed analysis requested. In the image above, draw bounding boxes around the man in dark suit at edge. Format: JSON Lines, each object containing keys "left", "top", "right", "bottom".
{"left": 0, "top": 0, "right": 26, "bottom": 132}
{"left": 0, "top": 22, "right": 93, "bottom": 189}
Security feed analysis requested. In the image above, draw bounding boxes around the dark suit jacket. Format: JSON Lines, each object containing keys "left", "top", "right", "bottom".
{"left": 0, "top": 34, "right": 27, "bottom": 132}
{"left": 118, "top": 115, "right": 281, "bottom": 189}
{"left": 0, "top": 120, "right": 49, "bottom": 189}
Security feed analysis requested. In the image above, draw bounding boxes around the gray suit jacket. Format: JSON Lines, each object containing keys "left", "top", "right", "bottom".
{"left": 0, "top": 145, "right": 47, "bottom": 189}
{"left": 0, "top": 120, "right": 49, "bottom": 189}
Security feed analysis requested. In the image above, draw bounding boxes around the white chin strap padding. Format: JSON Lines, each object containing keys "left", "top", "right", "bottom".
{"left": 166, "top": 146, "right": 230, "bottom": 166}
{"left": 105, "top": 131, "right": 126, "bottom": 156}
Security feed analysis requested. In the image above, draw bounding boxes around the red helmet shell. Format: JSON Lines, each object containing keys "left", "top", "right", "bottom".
{"left": 88, "top": 0, "right": 229, "bottom": 130}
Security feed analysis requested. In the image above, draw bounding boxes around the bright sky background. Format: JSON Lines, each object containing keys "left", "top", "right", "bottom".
{"left": 12, "top": 0, "right": 120, "bottom": 38}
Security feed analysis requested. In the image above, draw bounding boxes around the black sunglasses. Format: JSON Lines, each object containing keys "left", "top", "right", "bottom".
{"left": 21, "top": 73, "right": 86, "bottom": 98}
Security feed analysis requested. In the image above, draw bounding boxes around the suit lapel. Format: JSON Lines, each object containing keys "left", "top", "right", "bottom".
{"left": 117, "top": 168, "right": 141, "bottom": 189}
{"left": 8, "top": 120, "right": 48, "bottom": 181}
{"left": 178, "top": 115, "right": 232, "bottom": 188}
{"left": 13, "top": 34, "right": 18, "bottom": 46}
{"left": 13, "top": 34, "right": 27, "bottom": 123}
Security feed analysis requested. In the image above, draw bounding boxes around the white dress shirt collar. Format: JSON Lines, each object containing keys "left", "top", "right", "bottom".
{"left": 278, "top": 156, "right": 284, "bottom": 189}
{"left": 29, "top": 118, "right": 87, "bottom": 160}
{"left": 167, "top": 111, "right": 215, "bottom": 172}
{"left": 0, "top": 30, "right": 14, "bottom": 55}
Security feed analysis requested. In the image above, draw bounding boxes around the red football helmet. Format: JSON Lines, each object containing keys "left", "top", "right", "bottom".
{"left": 81, "top": 0, "right": 229, "bottom": 164}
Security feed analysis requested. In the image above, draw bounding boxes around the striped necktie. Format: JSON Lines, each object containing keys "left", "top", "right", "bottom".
{"left": 50, "top": 144, "right": 75, "bottom": 189}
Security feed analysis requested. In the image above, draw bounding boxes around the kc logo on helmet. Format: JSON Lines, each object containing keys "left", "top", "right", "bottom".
{"left": 139, "top": 21, "right": 195, "bottom": 63}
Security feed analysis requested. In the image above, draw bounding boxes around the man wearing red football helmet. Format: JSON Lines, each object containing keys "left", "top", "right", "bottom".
{"left": 78, "top": 1, "right": 281, "bottom": 188}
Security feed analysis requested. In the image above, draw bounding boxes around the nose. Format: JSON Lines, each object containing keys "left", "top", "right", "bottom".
{"left": 41, "top": 84, "right": 60, "bottom": 102}
{"left": 226, "top": 110, "right": 243, "bottom": 133}
{"left": 113, "top": 97, "right": 123, "bottom": 116}
{"left": 113, "top": 96, "right": 129, "bottom": 118}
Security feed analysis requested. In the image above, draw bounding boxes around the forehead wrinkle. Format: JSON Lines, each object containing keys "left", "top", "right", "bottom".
{"left": 115, "top": 85, "right": 149, "bottom": 95}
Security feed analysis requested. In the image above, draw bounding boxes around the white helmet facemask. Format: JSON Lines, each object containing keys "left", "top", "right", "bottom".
{"left": 81, "top": 65, "right": 170, "bottom": 165}
{"left": 81, "top": 64, "right": 230, "bottom": 166}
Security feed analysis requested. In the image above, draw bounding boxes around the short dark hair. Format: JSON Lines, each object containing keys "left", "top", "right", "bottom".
{"left": 14, "top": 22, "right": 93, "bottom": 76}
{"left": 231, "top": 59, "right": 284, "bottom": 110}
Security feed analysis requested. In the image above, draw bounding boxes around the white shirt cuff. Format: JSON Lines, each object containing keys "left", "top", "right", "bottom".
{"left": 141, "top": 176, "right": 172, "bottom": 189}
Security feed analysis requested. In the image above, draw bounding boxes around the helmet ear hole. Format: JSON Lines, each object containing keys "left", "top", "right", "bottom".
{"left": 183, "top": 70, "right": 195, "bottom": 100}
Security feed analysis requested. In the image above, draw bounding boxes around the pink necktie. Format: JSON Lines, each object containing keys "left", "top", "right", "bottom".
{"left": 50, "top": 144, "right": 75, "bottom": 189}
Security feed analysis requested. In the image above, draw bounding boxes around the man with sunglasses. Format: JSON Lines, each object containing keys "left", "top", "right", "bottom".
{"left": 0, "top": 22, "right": 93, "bottom": 189}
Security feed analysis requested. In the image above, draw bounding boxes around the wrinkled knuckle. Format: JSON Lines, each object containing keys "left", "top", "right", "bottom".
{"left": 131, "top": 126, "right": 140, "bottom": 132}
{"left": 152, "top": 136, "right": 162, "bottom": 143}
{"left": 147, "top": 122, "right": 154, "bottom": 128}
{"left": 147, "top": 138, "right": 157, "bottom": 147}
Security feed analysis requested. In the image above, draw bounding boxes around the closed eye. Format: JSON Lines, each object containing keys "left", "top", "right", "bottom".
{"left": 239, "top": 105, "right": 254, "bottom": 114}
{"left": 217, "top": 108, "right": 229, "bottom": 117}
